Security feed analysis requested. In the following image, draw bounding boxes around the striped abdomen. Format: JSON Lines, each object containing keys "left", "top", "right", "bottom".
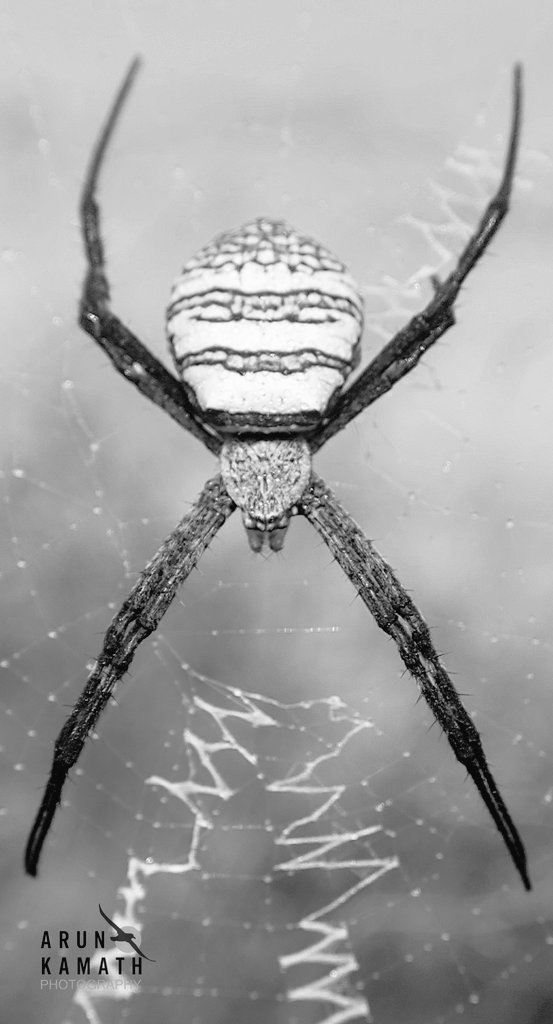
{"left": 166, "top": 218, "right": 363, "bottom": 433}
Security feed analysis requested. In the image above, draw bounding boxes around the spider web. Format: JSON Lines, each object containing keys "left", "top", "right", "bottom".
{"left": 1, "top": 3, "right": 553, "bottom": 1023}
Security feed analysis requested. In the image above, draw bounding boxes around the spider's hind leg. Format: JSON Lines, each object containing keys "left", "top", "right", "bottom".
{"left": 311, "top": 65, "right": 523, "bottom": 450}
{"left": 78, "top": 59, "right": 220, "bottom": 453}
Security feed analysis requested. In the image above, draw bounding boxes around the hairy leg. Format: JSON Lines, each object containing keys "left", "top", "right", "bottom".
{"left": 300, "top": 474, "right": 530, "bottom": 890}
{"left": 313, "top": 66, "right": 522, "bottom": 450}
{"left": 80, "top": 58, "right": 220, "bottom": 453}
{"left": 25, "top": 475, "right": 235, "bottom": 876}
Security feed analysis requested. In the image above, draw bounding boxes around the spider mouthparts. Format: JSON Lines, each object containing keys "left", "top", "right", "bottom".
{"left": 246, "top": 522, "right": 289, "bottom": 553}
{"left": 268, "top": 525, "right": 288, "bottom": 552}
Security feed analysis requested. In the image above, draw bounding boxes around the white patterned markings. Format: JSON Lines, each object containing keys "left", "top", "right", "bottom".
{"left": 166, "top": 218, "right": 364, "bottom": 550}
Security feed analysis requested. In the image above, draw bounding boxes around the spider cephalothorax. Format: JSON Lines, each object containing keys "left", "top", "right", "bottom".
{"left": 220, "top": 436, "right": 311, "bottom": 550}
{"left": 25, "top": 59, "right": 530, "bottom": 891}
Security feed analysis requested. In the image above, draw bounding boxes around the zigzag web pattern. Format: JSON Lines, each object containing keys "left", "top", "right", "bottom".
{"left": 64, "top": 131, "right": 539, "bottom": 1024}
{"left": 3, "top": 40, "right": 549, "bottom": 1024}
{"left": 75, "top": 685, "right": 398, "bottom": 1024}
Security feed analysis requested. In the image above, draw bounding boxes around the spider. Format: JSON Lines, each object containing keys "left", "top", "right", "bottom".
{"left": 24, "top": 59, "right": 530, "bottom": 891}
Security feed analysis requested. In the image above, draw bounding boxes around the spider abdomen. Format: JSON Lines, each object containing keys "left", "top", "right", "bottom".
{"left": 166, "top": 218, "right": 363, "bottom": 433}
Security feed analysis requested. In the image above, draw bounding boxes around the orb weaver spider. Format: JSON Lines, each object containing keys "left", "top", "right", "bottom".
{"left": 25, "top": 60, "right": 529, "bottom": 890}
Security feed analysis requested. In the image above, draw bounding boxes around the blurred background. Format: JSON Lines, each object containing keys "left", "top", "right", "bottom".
{"left": 1, "top": 2, "right": 552, "bottom": 1022}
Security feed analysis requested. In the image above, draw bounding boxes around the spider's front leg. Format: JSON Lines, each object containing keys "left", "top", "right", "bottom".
{"left": 25, "top": 476, "right": 235, "bottom": 877}
{"left": 300, "top": 475, "right": 530, "bottom": 891}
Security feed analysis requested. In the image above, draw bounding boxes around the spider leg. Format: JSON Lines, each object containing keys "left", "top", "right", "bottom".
{"left": 79, "top": 58, "right": 221, "bottom": 454}
{"left": 300, "top": 474, "right": 530, "bottom": 891}
{"left": 312, "top": 65, "right": 523, "bottom": 451}
{"left": 24, "top": 476, "right": 235, "bottom": 876}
